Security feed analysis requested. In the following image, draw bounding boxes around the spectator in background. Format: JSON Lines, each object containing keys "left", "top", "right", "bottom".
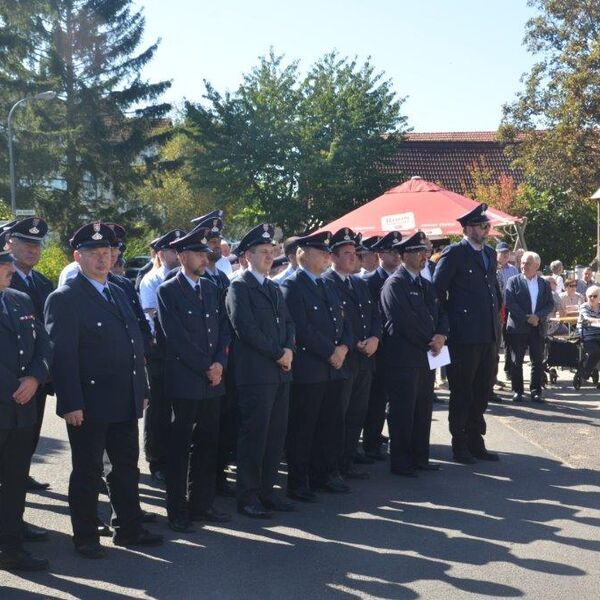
{"left": 544, "top": 276, "right": 568, "bottom": 336}
{"left": 495, "top": 242, "right": 518, "bottom": 385}
{"left": 576, "top": 266, "right": 595, "bottom": 295}
{"left": 550, "top": 260, "right": 565, "bottom": 293}
{"left": 357, "top": 236, "right": 380, "bottom": 276}
{"left": 559, "top": 278, "right": 584, "bottom": 315}
{"left": 577, "top": 285, "right": 600, "bottom": 384}
{"left": 215, "top": 239, "right": 233, "bottom": 276}
{"left": 496, "top": 242, "right": 518, "bottom": 295}
{"left": 271, "top": 237, "right": 300, "bottom": 284}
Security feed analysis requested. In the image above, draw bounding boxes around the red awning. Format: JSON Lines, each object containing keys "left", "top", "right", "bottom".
{"left": 319, "top": 177, "right": 521, "bottom": 238}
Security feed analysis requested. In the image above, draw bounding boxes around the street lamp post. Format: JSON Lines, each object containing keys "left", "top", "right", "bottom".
{"left": 592, "top": 186, "right": 600, "bottom": 265}
{"left": 7, "top": 91, "right": 57, "bottom": 215}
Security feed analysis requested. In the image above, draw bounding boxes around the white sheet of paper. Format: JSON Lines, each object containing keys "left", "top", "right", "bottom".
{"left": 428, "top": 346, "right": 451, "bottom": 370}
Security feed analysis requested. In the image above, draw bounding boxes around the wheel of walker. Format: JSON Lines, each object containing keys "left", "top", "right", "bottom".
{"left": 592, "top": 370, "right": 599, "bottom": 385}
{"left": 573, "top": 373, "right": 582, "bottom": 390}
{"left": 550, "top": 369, "right": 558, "bottom": 384}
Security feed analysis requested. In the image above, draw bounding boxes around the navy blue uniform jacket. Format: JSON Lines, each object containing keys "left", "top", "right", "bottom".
{"left": 322, "top": 268, "right": 381, "bottom": 371}
{"left": 10, "top": 269, "right": 53, "bottom": 319}
{"left": 380, "top": 266, "right": 449, "bottom": 370}
{"left": 505, "top": 274, "right": 554, "bottom": 334}
{"left": 363, "top": 266, "right": 390, "bottom": 308}
{"left": 0, "top": 289, "right": 51, "bottom": 428}
{"left": 281, "top": 269, "right": 353, "bottom": 384}
{"left": 433, "top": 239, "right": 501, "bottom": 344}
{"left": 45, "top": 273, "right": 147, "bottom": 421}
{"left": 157, "top": 271, "right": 230, "bottom": 400}
{"left": 225, "top": 270, "right": 295, "bottom": 386}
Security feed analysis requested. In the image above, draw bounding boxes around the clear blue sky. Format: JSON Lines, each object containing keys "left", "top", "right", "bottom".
{"left": 136, "top": 0, "right": 537, "bottom": 132}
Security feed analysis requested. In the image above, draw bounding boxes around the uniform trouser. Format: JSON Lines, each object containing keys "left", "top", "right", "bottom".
{"left": 582, "top": 339, "right": 600, "bottom": 378}
{"left": 236, "top": 383, "right": 289, "bottom": 506}
{"left": 446, "top": 343, "right": 495, "bottom": 453}
{"left": 28, "top": 388, "right": 46, "bottom": 468}
{"left": 339, "top": 362, "right": 372, "bottom": 472}
{"left": 387, "top": 367, "right": 435, "bottom": 471}
{"left": 166, "top": 396, "right": 220, "bottom": 519}
{"left": 508, "top": 327, "right": 544, "bottom": 395}
{"left": 0, "top": 428, "right": 33, "bottom": 551}
{"left": 287, "top": 380, "right": 344, "bottom": 491}
{"left": 67, "top": 420, "right": 141, "bottom": 546}
{"left": 144, "top": 357, "right": 169, "bottom": 474}
{"left": 362, "top": 353, "right": 387, "bottom": 453}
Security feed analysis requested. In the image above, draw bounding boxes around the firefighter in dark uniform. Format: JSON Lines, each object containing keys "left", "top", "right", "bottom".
{"left": 323, "top": 228, "right": 381, "bottom": 479}
{"left": 45, "top": 223, "right": 163, "bottom": 559}
{"left": 0, "top": 230, "right": 51, "bottom": 572}
{"left": 433, "top": 203, "right": 502, "bottom": 464}
{"left": 6, "top": 218, "right": 53, "bottom": 495}
{"left": 225, "top": 224, "right": 296, "bottom": 518}
{"left": 361, "top": 231, "right": 402, "bottom": 461}
{"left": 281, "top": 231, "right": 354, "bottom": 501}
{"left": 380, "top": 232, "right": 449, "bottom": 476}
{"left": 156, "top": 226, "right": 231, "bottom": 533}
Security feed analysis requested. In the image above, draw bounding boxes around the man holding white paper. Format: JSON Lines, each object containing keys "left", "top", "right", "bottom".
{"left": 380, "top": 232, "right": 448, "bottom": 477}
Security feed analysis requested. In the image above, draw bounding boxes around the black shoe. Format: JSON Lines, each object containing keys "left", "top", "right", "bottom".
{"left": 26, "top": 476, "right": 50, "bottom": 491}
{"left": 287, "top": 486, "right": 318, "bottom": 503}
{"left": 238, "top": 502, "right": 273, "bottom": 519}
{"left": 190, "top": 506, "right": 231, "bottom": 524}
{"left": 0, "top": 548, "right": 49, "bottom": 571}
{"left": 489, "top": 393, "right": 504, "bottom": 404}
{"left": 216, "top": 479, "right": 236, "bottom": 497}
{"left": 113, "top": 528, "right": 164, "bottom": 548}
{"left": 471, "top": 449, "right": 500, "bottom": 462}
{"left": 141, "top": 511, "right": 157, "bottom": 524}
{"left": 415, "top": 463, "right": 440, "bottom": 471}
{"left": 391, "top": 467, "right": 417, "bottom": 477}
{"left": 364, "top": 447, "right": 387, "bottom": 461}
{"left": 75, "top": 542, "right": 105, "bottom": 559}
{"left": 312, "top": 476, "right": 351, "bottom": 494}
{"left": 168, "top": 518, "right": 196, "bottom": 533}
{"left": 341, "top": 466, "right": 370, "bottom": 480}
{"left": 260, "top": 495, "right": 296, "bottom": 512}
{"left": 531, "top": 394, "right": 545, "bottom": 404}
{"left": 453, "top": 449, "right": 477, "bottom": 464}
{"left": 22, "top": 522, "right": 48, "bottom": 542}
{"left": 150, "top": 471, "right": 166, "bottom": 484}
{"left": 353, "top": 453, "right": 375, "bottom": 465}
{"left": 512, "top": 393, "right": 524, "bottom": 403}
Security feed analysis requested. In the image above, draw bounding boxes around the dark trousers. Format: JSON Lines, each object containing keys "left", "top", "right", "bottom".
{"left": 236, "top": 383, "right": 289, "bottom": 506}
{"left": 28, "top": 388, "right": 47, "bottom": 467}
{"left": 144, "top": 356, "right": 170, "bottom": 474}
{"left": 166, "top": 396, "right": 220, "bottom": 519}
{"left": 446, "top": 343, "right": 495, "bottom": 453}
{"left": 582, "top": 339, "right": 600, "bottom": 378}
{"left": 508, "top": 327, "right": 544, "bottom": 395}
{"left": 387, "top": 367, "right": 435, "bottom": 471}
{"left": 502, "top": 320, "right": 514, "bottom": 377}
{"left": 0, "top": 428, "right": 33, "bottom": 551}
{"left": 67, "top": 420, "right": 141, "bottom": 545}
{"left": 287, "top": 380, "right": 344, "bottom": 490}
{"left": 339, "top": 362, "right": 372, "bottom": 471}
{"left": 362, "top": 353, "right": 387, "bottom": 453}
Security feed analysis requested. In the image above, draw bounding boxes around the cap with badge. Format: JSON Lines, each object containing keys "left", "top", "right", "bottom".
{"left": 296, "top": 231, "right": 332, "bottom": 252}
{"left": 330, "top": 227, "right": 359, "bottom": 250}
{"left": 236, "top": 223, "right": 276, "bottom": 255}
{"left": 371, "top": 231, "right": 402, "bottom": 251}
{"left": 6, "top": 217, "right": 48, "bottom": 244}
{"left": 69, "top": 222, "right": 116, "bottom": 250}
{"left": 283, "top": 236, "right": 300, "bottom": 257}
{"left": 153, "top": 229, "right": 186, "bottom": 251}
{"left": 169, "top": 226, "right": 210, "bottom": 253}
{"left": 457, "top": 203, "right": 490, "bottom": 227}
{"left": 393, "top": 231, "right": 428, "bottom": 254}
{"left": 359, "top": 235, "right": 382, "bottom": 254}
{"left": 190, "top": 209, "right": 224, "bottom": 239}
{"left": 0, "top": 229, "right": 15, "bottom": 263}
{"left": 105, "top": 223, "right": 126, "bottom": 250}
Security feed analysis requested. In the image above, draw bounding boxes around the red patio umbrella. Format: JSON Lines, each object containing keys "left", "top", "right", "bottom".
{"left": 318, "top": 176, "right": 521, "bottom": 238}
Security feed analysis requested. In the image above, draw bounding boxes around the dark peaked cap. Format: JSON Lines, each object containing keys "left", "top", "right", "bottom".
{"left": 69, "top": 223, "right": 116, "bottom": 249}
{"left": 169, "top": 226, "right": 210, "bottom": 253}
{"left": 393, "top": 231, "right": 428, "bottom": 253}
{"left": 371, "top": 231, "right": 402, "bottom": 251}
{"left": 7, "top": 217, "right": 48, "bottom": 243}
{"left": 457, "top": 203, "right": 490, "bottom": 227}
{"left": 296, "top": 231, "right": 332, "bottom": 252}
{"left": 236, "top": 223, "right": 276, "bottom": 254}
{"left": 153, "top": 229, "right": 187, "bottom": 251}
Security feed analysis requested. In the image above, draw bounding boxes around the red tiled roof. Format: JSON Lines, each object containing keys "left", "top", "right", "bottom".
{"left": 384, "top": 131, "right": 524, "bottom": 194}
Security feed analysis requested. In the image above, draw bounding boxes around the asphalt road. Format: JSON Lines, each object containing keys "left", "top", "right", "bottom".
{"left": 1, "top": 365, "right": 599, "bottom": 599}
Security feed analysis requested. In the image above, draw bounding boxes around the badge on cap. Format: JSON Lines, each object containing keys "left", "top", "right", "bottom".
{"left": 481, "top": 204, "right": 488, "bottom": 217}
{"left": 343, "top": 228, "right": 351, "bottom": 241}
{"left": 91, "top": 223, "right": 103, "bottom": 241}
{"left": 201, "top": 237, "right": 208, "bottom": 245}
{"left": 174, "top": 231, "right": 181, "bottom": 239}
{"left": 211, "top": 219, "right": 220, "bottom": 232}
{"left": 262, "top": 224, "right": 271, "bottom": 239}
{"left": 28, "top": 219, "right": 40, "bottom": 235}
{"left": 324, "top": 238, "right": 330, "bottom": 246}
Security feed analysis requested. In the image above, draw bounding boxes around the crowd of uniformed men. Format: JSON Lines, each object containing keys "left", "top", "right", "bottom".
{"left": 0, "top": 202, "right": 502, "bottom": 571}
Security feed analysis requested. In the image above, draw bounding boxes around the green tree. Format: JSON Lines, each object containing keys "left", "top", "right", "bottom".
{"left": 0, "top": 1, "right": 171, "bottom": 241}
{"left": 500, "top": 0, "right": 600, "bottom": 196}
{"left": 185, "top": 50, "right": 408, "bottom": 234}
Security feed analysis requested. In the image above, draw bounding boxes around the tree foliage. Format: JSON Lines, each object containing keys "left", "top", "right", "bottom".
{"left": 184, "top": 50, "right": 408, "bottom": 234}
{"left": 0, "top": 1, "right": 171, "bottom": 241}
{"left": 500, "top": 0, "right": 600, "bottom": 196}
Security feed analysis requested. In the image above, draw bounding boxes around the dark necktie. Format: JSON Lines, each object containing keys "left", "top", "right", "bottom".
{"left": 194, "top": 283, "right": 202, "bottom": 299}
{"left": 103, "top": 287, "right": 113, "bottom": 304}
{"left": 0, "top": 292, "right": 11, "bottom": 328}
{"left": 25, "top": 274, "right": 42, "bottom": 316}
{"left": 26, "top": 274, "right": 35, "bottom": 289}
{"left": 345, "top": 277, "right": 352, "bottom": 291}
{"left": 315, "top": 278, "right": 327, "bottom": 299}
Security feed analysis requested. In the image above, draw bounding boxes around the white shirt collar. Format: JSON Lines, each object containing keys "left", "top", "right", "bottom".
{"left": 248, "top": 266, "right": 266, "bottom": 285}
